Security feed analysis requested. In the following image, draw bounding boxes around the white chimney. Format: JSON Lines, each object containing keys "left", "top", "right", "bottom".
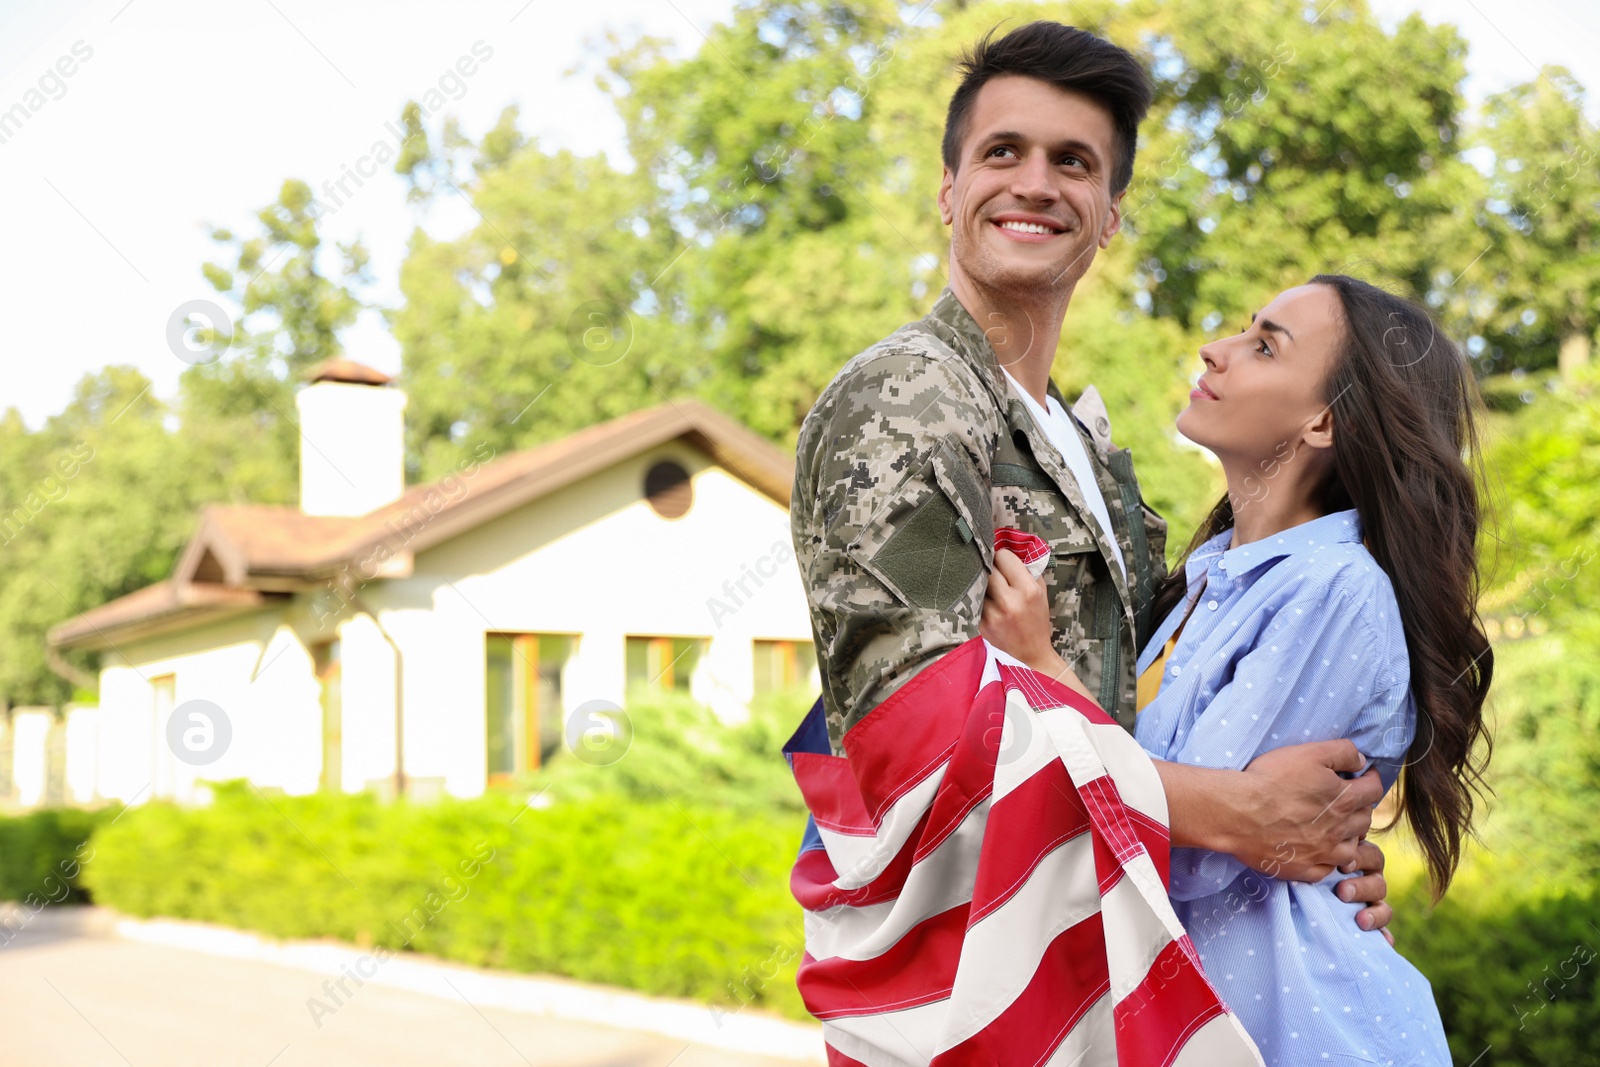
{"left": 295, "top": 359, "right": 408, "bottom": 517}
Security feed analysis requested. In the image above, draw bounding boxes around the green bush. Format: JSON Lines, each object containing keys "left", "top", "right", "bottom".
{"left": 82, "top": 781, "right": 810, "bottom": 1020}
{"left": 1394, "top": 868, "right": 1600, "bottom": 1066}
{"left": 0, "top": 806, "right": 111, "bottom": 906}
{"left": 518, "top": 686, "right": 813, "bottom": 816}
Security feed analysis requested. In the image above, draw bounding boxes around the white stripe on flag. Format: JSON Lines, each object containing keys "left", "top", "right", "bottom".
{"left": 992, "top": 686, "right": 1059, "bottom": 802}
{"left": 806, "top": 799, "right": 989, "bottom": 962}
{"left": 1042, "top": 992, "right": 1117, "bottom": 1067}
{"left": 934, "top": 832, "right": 1101, "bottom": 1052}
{"left": 1079, "top": 720, "right": 1169, "bottom": 827}
{"left": 1168, "top": 1010, "right": 1267, "bottom": 1067}
{"left": 1099, "top": 859, "right": 1180, "bottom": 1004}
{"left": 823, "top": 998, "right": 948, "bottom": 1067}
{"left": 824, "top": 762, "right": 948, "bottom": 890}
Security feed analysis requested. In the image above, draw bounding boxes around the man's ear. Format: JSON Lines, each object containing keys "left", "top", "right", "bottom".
{"left": 1098, "top": 189, "right": 1125, "bottom": 249}
{"left": 1302, "top": 402, "right": 1335, "bottom": 452}
{"left": 938, "top": 167, "right": 954, "bottom": 226}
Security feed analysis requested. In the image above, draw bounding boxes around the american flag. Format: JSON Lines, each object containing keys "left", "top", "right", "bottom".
{"left": 784, "top": 602, "right": 1264, "bottom": 1064}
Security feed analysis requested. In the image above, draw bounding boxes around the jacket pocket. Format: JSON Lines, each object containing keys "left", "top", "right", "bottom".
{"left": 848, "top": 437, "right": 993, "bottom": 612}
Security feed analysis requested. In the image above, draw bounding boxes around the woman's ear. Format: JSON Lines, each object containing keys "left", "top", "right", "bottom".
{"left": 1302, "top": 402, "right": 1335, "bottom": 452}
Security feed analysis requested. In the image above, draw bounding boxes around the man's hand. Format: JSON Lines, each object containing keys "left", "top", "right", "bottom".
{"left": 1232, "top": 740, "right": 1384, "bottom": 882}
{"left": 1157, "top": 742, "right": 1396, "bottom": 940}
{"left": 1338, "top": 838, "right": 1396, "bottom": 945}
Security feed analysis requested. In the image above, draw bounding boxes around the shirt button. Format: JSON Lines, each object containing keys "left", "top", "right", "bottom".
{"left": 1207, "top": 600, "right": 1218, "bottom": 611}
{"left": 1170, "top": 664, "right": 1182, "bottom": 676}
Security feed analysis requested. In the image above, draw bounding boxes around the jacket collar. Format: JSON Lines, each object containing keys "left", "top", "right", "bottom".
{"left": 919, "top": 288, "right": 1135, "bottom": 622}
{"left": 919, "top": 287, "right": 1011, "bottom": 410}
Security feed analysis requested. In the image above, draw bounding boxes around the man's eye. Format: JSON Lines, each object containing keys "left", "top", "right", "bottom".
{"left": 1061, "top": 155, "right": 1085, "bottom": 168}
{"left": 988, "top": 146, "right": 1016, "bottom": 158}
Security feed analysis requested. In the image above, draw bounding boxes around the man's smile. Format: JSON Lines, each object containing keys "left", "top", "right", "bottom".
{"left": 989, "top": 212, "right": 1068, "bottom": 242}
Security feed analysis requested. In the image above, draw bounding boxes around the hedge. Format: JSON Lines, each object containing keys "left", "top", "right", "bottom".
{"left": 81, "top": 781, "right": 810, "bottom": 1020}
{"left": 0, "top": 806, "right": 110, "bottom": 907}
{"left": 1389, "top": 864, "right": 1600, "bottom": 1066}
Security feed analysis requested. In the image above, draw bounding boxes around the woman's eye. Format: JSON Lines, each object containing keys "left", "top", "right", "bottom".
{"left": 1257, "top": 339, "right": 1274, "bottom": 357}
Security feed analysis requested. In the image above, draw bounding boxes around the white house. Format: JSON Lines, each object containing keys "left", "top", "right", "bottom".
{"left": 44, "top": 360, "right": 816, "bottom": 805}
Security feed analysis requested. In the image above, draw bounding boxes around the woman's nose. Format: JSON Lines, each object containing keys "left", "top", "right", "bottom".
{"left": 1198, "top": 341, "right": 1222, "bottom": 371}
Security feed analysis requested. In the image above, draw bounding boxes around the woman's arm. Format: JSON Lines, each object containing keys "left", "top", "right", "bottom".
{"left": 981, "top": 551, "right": 1394, "bottom": 932}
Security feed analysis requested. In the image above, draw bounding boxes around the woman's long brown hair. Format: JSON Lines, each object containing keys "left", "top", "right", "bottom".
{"left": 1151, "top": 274, "right": 1493, "bottom": 900}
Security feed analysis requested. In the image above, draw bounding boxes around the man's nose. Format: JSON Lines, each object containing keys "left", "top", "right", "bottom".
{"left": 1009, "top": 150, "right": 1057, "bottom": 202}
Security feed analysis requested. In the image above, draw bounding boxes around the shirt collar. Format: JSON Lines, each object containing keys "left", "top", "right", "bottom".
{"left": 1185, "top": 509, "right": 1364, "bottom": 586}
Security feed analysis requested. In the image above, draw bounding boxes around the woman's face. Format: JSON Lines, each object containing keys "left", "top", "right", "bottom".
{"left": 1176, "top": 283, "right": 1345, "bottom": 466}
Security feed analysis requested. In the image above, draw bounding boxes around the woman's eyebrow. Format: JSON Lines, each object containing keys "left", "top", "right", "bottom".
{"left": 1249, "top": 311, "right": 1296, "bottom": 343}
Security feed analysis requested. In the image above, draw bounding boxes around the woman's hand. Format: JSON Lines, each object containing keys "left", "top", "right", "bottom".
{"left": 980, "top": 549, "right": 1095, "bottom": 701}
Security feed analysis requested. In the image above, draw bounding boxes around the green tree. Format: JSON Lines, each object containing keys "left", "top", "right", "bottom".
{"left": 1475, "top": 69, "right": 1600, "bottom": 379}
{"left": 0, "top": 368, "right": 178, "bottom": 703}
{"left": 186, "top": 178, "right": 369, "bottom": 490}
{"left": 389, "top": 105, "right": 687, "bottom": 481}
{"left": 1125, "top": 0, "right": 1485, "bottom": 333}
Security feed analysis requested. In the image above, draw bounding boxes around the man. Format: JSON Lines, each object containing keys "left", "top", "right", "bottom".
{"left": 791, "top": 21, "right": 1391, "bottom": 932}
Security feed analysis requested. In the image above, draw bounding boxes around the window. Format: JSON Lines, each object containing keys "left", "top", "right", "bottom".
{"left": 644, "top": 460, "right": 692, "bottom": 519}
{"left": 486, "top": 633, "right": 574, "bottom": 782}
{"left": 753, "top": 639, "right": 818, "bottom": 695}
{"left": 625, "top": 636, "right": 707, "bottom": 693}
{"left": 312, "top": 641, "right": 341, "bottom": 792}
{"left": 151, "top": 673, "right": 176, "bottom": 799}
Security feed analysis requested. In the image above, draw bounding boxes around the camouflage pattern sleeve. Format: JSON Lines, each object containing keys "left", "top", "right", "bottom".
{"left": 792, "top": 343, "right": 1003, "bottom": 752}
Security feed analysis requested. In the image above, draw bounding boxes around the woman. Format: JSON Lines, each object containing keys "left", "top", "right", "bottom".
{"left": 980, "top": 274, "right": 1492, "bottom": 1065}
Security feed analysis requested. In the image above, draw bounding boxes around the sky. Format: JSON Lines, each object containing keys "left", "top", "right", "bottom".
{"left": 0, "top": 0, "right": 1596, "bottom": 431}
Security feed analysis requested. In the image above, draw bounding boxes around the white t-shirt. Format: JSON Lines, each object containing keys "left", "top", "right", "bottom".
{"left": 1002, "top": 370, "right": 1127, "bottom": 580}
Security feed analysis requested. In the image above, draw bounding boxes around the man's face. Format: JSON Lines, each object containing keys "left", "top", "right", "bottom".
{"left": 938, "top": 75, "right": 1124, "bottom": 300}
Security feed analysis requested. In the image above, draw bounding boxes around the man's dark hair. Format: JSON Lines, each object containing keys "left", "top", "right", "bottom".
{"left": 942, "top": 21, "right": 1153, "bottom": 194}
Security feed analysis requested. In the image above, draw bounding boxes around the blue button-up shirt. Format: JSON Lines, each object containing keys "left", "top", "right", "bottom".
{"left": 1135, "top": 510, "right": 1450, "bottom": 1065}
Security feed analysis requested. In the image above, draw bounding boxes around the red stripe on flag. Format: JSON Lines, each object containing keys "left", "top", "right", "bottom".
{"left": 844, "top": 638, "right": 989, "bottom": 824}
{"left": 792, "top": 808, "right": 937, "bottom": 911}
{"left": 798, "top": 902, "right": 970, "bottom": 1019}
{"left": 912, "top": 681, "right": 1005, "bottom": 862}
{"left": 824, "top": 1046, "right": 873, "bottom": 1067}
{"left": 994, "top": 526, "right": 1051, "bottom": 569}
{"left": 1113, "top": 936, "right": 1233, "bottom": 1067}
{"left": 931, "top": 910, "right": 1110, "bottom": 1066}
{"left": 997, "top": 661, "right": 1122, "bottom": 728}
{"left": 792, "top": 751, "right": 875, "bottom": 835}
{"left": 1081, "top": 774, "right": 1171, "bottom": 896}
{"left": 968, "top": 758, "right": 1093, "bottom": 924}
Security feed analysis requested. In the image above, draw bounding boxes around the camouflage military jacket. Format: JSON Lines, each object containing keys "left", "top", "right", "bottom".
{"left": 792, "top": 287, "right": 1168, "bottom": 754}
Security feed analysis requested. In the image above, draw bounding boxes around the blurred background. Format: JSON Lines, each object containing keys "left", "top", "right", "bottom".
{"left": 0, "top": 0, "right": 1595, "bottom": 1063}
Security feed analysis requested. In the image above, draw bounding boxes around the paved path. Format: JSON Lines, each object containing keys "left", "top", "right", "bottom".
{"left": 0, "top": 913, "right": 809, "bottom": 1067}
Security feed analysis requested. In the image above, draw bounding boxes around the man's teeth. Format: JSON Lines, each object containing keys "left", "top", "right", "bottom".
{"left": 998, "top": 220, "right": 1058, "bottom": 235}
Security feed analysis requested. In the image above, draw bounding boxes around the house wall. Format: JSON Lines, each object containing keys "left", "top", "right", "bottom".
{"left": 365, "top": 441, "right": 812, "bottom": 798}
{"left": 94, "top": 612, "right": 321, "bottom": 803}
{"left": 79, "top": 440, "right": 813, "bottom": 805}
